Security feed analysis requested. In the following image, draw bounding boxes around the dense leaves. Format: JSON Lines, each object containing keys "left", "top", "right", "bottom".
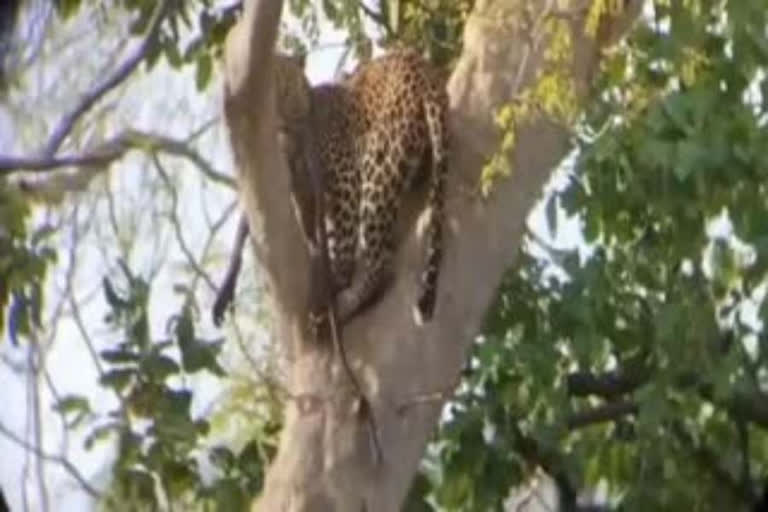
{"left": 412, "top": 1, "right": 768, "bottom": 510}
{"left": 85, "top": 264, "right": 278, "bottom": 511}
{"left": 0, "top": 182, "right": 55, "bottom": 344}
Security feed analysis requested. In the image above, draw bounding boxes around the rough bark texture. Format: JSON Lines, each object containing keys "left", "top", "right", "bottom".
{"left": 221, "top": 1, "right": 642, "bottom": 511}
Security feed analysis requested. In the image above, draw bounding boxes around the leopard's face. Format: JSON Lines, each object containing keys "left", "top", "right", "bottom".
{"left": 272, "top": 54, "right": 312, "bottom": 126}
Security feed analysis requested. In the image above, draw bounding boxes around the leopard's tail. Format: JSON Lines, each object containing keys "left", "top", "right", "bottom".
{"left": 414, "top": 86, "right": 448, "bottom": 326}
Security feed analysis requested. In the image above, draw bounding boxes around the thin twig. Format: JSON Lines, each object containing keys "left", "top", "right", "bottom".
{"left": 43, "top": 369, "right": 70, "bottom": 455}
{"left": 0, "top": 422, "right": 100, "bottom": 499}
{"left": 30, "top": 344, "right": 50, "bottom": 512}
{"left": 41, "top": 1, "right": 168, "bottom": 157}
{"left": 153, "top": 154, "right": 218, "bottom": 291}
{"left": 358, "top": 1, "right": 393, "bottom": 38}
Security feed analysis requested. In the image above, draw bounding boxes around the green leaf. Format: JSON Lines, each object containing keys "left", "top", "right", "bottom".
{"left": 99, "top": 368, "right": 136, "bottom": 392}
{"left": 53, "top": 395, "right": 90, "bottom": 415}
{"left": 195, "top": 53, "right": 212, "bottom": 91}
{"left": 54, "top": 0, "right": 82, "bottom": 19}
{"left": 140, "top": 353, "right": 180, "bottom": 381}
{"left": 174, "top": 305, "right": 195, "bottom": 347}
{"left": 209, "top": 445, "right": 236, "bottom": 473}
{"left": 175, "top": 306, "right": 225, "bottom": 376}
{"left": 84, "top": 423, "right": 118, "bottom": 450}
{"left": 119, "top": 468, "right": 156, "bottom": 506}
{"left": 403, "top": 472, "right": 435, "bottom": 512}
{"left": 100, "top": 347, "right": 140, "bottom": 363}
{"left": 321, "top": 0, "right": 338, "bottom": 20}
{"left": 237, "top": 440, "right": 266, "bottom": 482}
{"left": 103, "top": 277, "right": 127, "bottom": 310}
{"left": 210, "top": 478, "right": 246, "bottom": 512}
{"left": 164, "top": 39, "right": 183, "bottom": 68}
{"left": 674, "top": 140, "right": 703, "bottom": 181}
{"left": 162, "top": 459, "right": 198, "bottom": 499}
{"left": 165, "top": 389, "right": 193, "bottom": 420}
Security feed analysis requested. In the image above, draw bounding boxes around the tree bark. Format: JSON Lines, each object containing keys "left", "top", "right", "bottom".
{"left": 221, "top": 1, "right": 643, "bottom": 511}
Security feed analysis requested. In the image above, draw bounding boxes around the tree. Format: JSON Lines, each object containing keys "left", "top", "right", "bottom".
{"left": 221, "top": 1, "right": 641, "bottom": 510}
{"left": 3, "top": 0, "right": 768, "bottom": 511}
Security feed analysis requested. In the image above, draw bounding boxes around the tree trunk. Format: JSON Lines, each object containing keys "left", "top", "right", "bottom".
{"left": 221, "top": 1, "right": 643, "bottom": 511}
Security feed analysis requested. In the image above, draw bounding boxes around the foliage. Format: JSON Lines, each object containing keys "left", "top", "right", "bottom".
{"left": 54, "top": 262, "right": 282, "bottom": 511}
{"left": 373, "top": 0, "right": 472, "bottom": 67}
{"left": 283, "top": 0, "right": 471, "bottom": 68}
{"left": 411, "top": 1, "right": 768, "bottom": 510}
{"left": 52, "top": 0, "right": 239, "bottom": 90}
{"left": 0, "top": 181, "right": 56, "bottom": 344}
{"left": 482, "top": 10, "right": 579, "bottom": 195}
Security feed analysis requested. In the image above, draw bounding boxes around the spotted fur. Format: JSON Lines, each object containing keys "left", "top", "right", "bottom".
{"left": 274, "top": 49, "right": 448, "bottom": 325}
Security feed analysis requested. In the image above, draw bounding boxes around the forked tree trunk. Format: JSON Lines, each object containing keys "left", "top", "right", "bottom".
{"left": 221, "top": 1, "right": 643, "bottom": 510}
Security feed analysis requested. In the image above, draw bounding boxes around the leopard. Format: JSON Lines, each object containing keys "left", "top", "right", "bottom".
{"left": 213, "top": 48, "right": 448, "bottom": 328}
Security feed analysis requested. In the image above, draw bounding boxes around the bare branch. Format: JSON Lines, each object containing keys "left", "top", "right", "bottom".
{"left": 28, "top": 336, "right": 51, "bottom": 512}
{"left": 0, "top": 421, "right": 100, "bottom": 499}
{"left": 136, "top": 131, "right": 235, "bottom": 188}
{"left": 152, "top": 154, "right": 218, "bottom": 292}
{"left": 41, "top": 2, "right": 168, "bottom": 157}
{"left": 2, "top": 129, "right": 234, "bottom": 203}
{"left": 358, "top": 1, "right": 393, "bottom": 38}
{"left": 3, "top": 129, "right": 233, "bottom": 184}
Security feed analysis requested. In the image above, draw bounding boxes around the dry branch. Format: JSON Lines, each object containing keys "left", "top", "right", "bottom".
{"left": 41, "top": 2, "right": 167, "bottom": 157}
{"left": 2, "top": 129, "right": 233, "bottom": 202}
{"left": 0, "top": 420, "right": 100, "bottom": 499}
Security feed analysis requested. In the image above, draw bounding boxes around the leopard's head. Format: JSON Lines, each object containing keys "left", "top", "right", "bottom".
{"left": 272, "top": 53, "right": 311, "bottom": 125}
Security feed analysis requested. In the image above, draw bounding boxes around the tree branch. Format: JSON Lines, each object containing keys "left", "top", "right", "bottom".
{"left": 568, "top": 368, "right": 768, "bottom": 429}
{"left": 152, "top": 153, "right": 225, "bottom": 293}
{"left": 41, "top": 2, "right": 167, "bottom": 157}
{"left": 358, "top": 1, "right": 393, "bottom": 38}
{"left": 3, "top": 129, "right": 233, "bottom": 184}
{"left": 567, "top": 368, "right": 650, "bottom": 399}
{"left": 566, "top": 400, "right": 638, "bottom": 429}
{"left": 3, "top": 129, "right": 234, "bottom": 203}
{"left": 0, "top": 421, "right": 100, "bottom": 499}
{"left": 737, "top": 419, "right": 753, "bottom": 499}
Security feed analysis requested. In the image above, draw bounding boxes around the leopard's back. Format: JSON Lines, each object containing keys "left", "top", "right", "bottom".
{"left": 274, "top": 49, "right": 449, "bottom": 324}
